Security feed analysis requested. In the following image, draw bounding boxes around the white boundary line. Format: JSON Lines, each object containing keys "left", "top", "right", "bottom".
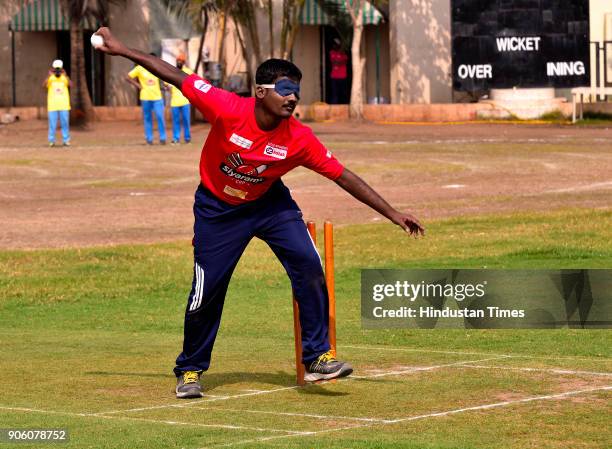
{"left": 343, "top": 344, "right": 612, "bottom": 362}
{"left": 0, "top": 405, "right": 307, "bottom": 435}
{"left": 200, "top": 385, "right": 612, "bottom": 448}
{"left": 459, "top": 364, "right": 612, "bottom": 377}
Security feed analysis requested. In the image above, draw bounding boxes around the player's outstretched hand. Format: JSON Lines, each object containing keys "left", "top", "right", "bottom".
{"left": 93, "top": 27, "right": 127, "bottom": 56}
{"left": 391, "top": 211, "right": 425, "bottom": 238}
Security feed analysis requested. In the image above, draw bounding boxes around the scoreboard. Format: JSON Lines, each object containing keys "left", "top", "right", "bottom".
{"left": 451, "top": 0, "right": 590, "bottom": 91}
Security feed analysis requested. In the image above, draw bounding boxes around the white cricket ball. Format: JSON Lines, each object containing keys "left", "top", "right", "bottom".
{"left": 90, "top": 33, "right": 104, "bottom": 49}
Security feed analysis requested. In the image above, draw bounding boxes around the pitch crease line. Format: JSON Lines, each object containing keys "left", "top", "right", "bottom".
{"left": 343, "top": 344, "right": 612, "bottom": 362}
{"left": 459, "top": 364, "right": 612, "bottom": 377}
{"left": 100, "top": 385, "right": 301, "bottom": 415}
{"left": 351, "top": 356, "right": 509, "bottom": 379}
{"left": 385, "top": 385, "right": 612, "bottom": 424}
{"left": 200, "top": 385, "right": 612, "bottom": 448}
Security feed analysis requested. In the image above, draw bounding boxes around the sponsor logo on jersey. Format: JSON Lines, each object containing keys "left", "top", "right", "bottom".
{"left": 194, "top": 79, "right": 212, "bottom": 93}
{"left": 263, "top": 143, "right": 288, "bottom": 160}
{"left": 223, "top": 185, "right": 248, "bottom": 199}
{"left": 229, "top": 133, "right": 253, "bottom": 149}
{"left": 220, "top": 152, "right": 268, "bottom": 184}
{"left": 326, "top": 150, "right": 333, "bottom": 158}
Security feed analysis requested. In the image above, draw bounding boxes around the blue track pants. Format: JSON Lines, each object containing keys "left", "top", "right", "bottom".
{"left": 174, "top": 182, "right": 330, "bottom": 375}
{"left": 48, "top": 110, "right": 70, "bottom": 144}
{"left": 171, "top": 104, "right": 191, "bottom": 142}
{"left": 142, "top": 99, "right": 167, "bottom": 143}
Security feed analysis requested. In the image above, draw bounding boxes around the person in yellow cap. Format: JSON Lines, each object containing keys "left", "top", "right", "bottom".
{"left": 169, "top": 53, "right": 194, "bottom": 144}
{"left": 126, "top": 54, "right": 167, "bottom": 145}
{"left": 43, "top": 59, "right": 71, "bottom": 147}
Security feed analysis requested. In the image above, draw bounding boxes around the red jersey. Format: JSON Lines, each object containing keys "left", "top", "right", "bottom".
{"left": 181, "top": 74, "right": 344, "bottom": 205}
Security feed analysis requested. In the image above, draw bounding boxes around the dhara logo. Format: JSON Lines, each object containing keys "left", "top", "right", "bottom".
{"left": 194, "top": 79, "right": 212, "bottom": 93}
{"left": 263, "top": 143, "right": 288, "bottom": 160}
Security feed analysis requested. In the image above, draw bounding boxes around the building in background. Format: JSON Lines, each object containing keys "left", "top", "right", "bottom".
{"left": 1, "top": 0, "right": 609, "bottom": 108}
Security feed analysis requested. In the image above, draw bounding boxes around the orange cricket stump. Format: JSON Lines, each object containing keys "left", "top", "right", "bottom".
{"left": 324, "top": 221, "right": 336, "bottom": 357}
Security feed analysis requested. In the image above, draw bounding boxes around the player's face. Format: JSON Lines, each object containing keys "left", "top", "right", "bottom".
{"left": 259, "top": 76, "right": 300, "bottom": 118}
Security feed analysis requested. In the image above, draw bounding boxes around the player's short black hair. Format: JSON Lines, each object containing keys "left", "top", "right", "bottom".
{"left": 256, "top": 59, "right": 302, "bottom": 84}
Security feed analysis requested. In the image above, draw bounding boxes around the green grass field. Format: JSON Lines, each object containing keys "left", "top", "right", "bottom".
{"left": 1, "top": 208, "right": 610, "bottom": 448}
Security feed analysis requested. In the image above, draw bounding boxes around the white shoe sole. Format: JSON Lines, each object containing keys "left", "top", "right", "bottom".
{"left": 176, "top": 389, "right": 203, "bottom": 399}
{"left": 176, "top": 385, "right": 203, "bottom": 399}
{"left": 304, "top": 364, "right": 353, "bottom": 382}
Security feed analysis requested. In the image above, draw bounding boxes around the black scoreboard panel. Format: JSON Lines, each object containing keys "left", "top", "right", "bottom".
{"left": 452, "top": 0, "right": 590, "bottom": 91}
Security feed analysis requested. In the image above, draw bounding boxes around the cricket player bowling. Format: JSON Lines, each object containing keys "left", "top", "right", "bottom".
{"left": 93, "top": 27, "right": 424, "bottom": 399}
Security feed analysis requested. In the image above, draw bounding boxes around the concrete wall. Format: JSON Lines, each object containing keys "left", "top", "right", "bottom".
{"left": 1, "top": 1, "right": 59, "bottom": 107}
{"left": 293, "top": 26, "right": 322, "bottom": 105}
{"left": 590, "top": 0, "right": 611, "bottom": 41}
{"left": 389, "top": 0, "right": 452, "bottom": 104}
{"left": 0, "top": 1, "right": 18, "bottom": 106}
{"left": 12, "top": 32, "right": 56, "bottom": 107}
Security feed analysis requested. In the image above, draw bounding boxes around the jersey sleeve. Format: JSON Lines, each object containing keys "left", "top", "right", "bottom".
{"left": 127, "top": 66, "right": 139, "bottom": 79}
{"left": 180, "top": 74, "right": 242, "bottom": 124}
{"left": 301, "top": 131, "right": 344, "bottom": 180}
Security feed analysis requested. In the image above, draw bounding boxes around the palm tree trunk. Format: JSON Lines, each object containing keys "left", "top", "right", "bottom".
{"left": 194, "top": 8, "right": 209, "bottom": 77}
{"left": 233, "top": 16, "right": 253, "bottom": 94}
{"left": 280, "top": 0, "right": 288, "bottom": 58}
{"left": 69, "top": 17, "right": 94, "bottom": 125}
{"left": 282, "top": 0, "right": 305, "bottom": 60}
{"left": 267, "top": 0, "right": 274, "bottom": 58}
{"left": 218, "top": 4, "right": 230, "bottom": 85}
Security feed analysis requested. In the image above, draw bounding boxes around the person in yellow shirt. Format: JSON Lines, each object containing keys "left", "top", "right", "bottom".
{"left": 170, "top": 53, "right": 193, "bottom": 144}
{"left": 127, "top": 56, "right": 167, "bottom": 144}
{"left": 43, "top": 59, "right": 71, "bottom": 147}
